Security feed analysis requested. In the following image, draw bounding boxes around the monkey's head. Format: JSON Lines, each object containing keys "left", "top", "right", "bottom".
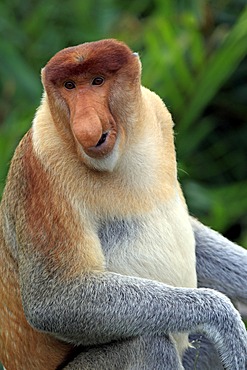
{"left": 42, "top": 39, "right": 141, "bottom": 171}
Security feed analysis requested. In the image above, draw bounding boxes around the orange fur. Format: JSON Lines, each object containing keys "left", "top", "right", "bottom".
{"left": 0, "top": 132, "right": 105, "bottom": 368}
{"left": 10, "top": 132, "right": 105, "bottom": 275}
{"left": 0, "top": 228, "right": 71, "bottom": 370}
{"left": 44, "top": 39, "right": 137, "bottom": 84}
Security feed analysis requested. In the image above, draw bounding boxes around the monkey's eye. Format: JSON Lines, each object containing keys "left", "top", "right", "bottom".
{"left": 64, "top": 81, "right": 76, "bottom": 90}
{"left": 92, "top": 77, "right": 104, "bottom": 86}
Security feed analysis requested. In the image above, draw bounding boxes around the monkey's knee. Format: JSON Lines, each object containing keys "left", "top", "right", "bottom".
{"left": 62, "top": 340, "right": 135, "bottom": 370}
{"left": 139, "top": 334, "right": 183, "bottom": 369}
{"left": 63, "top": 335, "right": 182, "bottom": 370}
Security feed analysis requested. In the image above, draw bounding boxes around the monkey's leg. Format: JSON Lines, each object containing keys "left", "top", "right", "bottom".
{"left": 63, "top": 335, "right": 183, "bottom": 370}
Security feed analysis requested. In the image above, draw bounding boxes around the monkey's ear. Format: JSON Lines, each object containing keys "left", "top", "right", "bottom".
{"left": 132, "top": 52, "right": 142, "bottom": 73}
{"left": 41, "top": 67, "right": 46, "bottom": 86}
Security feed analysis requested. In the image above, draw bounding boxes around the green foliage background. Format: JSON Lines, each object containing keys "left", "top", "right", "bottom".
{"left": 1, "top": 0, "right": 247, "bottom": 243}
{"left": 0, "top": 0, "right": 247, "bottom": 368}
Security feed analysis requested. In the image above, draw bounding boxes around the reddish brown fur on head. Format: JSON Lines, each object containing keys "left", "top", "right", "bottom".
{"left": 42, "top": 39, "right": 141, "bottom": 165}
{"left": 44, "top": 39, "right": 137, "bottom": 83}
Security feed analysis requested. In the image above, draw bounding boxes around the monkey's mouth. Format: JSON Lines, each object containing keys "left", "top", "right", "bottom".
{"left": 84, "top": 127, "right": 117, "bottom": 159}
{"left": 95, "top": 131, "right": 109, "bottom": 147}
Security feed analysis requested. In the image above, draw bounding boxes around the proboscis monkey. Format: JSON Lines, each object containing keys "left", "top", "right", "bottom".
{"left": 0, "top": 39, "right": 247, "bottom": 370}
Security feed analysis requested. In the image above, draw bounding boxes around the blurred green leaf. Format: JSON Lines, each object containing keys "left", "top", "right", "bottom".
{"left": 179, "top": 5, "right": 247, "bottom": 131}
{"left": 0, "top": 39, "right": 41, "bottom": 102}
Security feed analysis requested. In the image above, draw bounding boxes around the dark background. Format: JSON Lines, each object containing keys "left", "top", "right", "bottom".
{"left": 0, "top": 1, "right": 247, "bottom": 367}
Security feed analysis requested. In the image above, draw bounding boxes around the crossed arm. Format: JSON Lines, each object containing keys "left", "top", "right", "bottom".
{"left": 19, "top": 218, "right": 247, "bottom": 370}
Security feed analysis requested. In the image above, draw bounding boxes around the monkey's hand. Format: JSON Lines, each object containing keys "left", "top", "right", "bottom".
{"left": 192, "top": 217, "right": 247, "bottom": 303}
{"left": 191, "top": 289, "right": 247, "bottom": 370}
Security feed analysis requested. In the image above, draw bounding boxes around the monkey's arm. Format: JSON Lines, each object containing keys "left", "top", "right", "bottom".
{"left": 19, "top": 252, "right": 247, "bottom": 370}
{"left": 191, "top": 217, "right": 247, "bottom": 303}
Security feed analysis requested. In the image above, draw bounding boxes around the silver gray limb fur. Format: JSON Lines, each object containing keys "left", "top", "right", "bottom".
{"left": 60, "top": 219, "right": 247, "bottom": 370}
{"left": 20, "top": 252, "right": 247, "bottom": 369}
{"left": 193, "top": 218, "right": 247, "bottom": 303}
{"left": 63, "top": 335, "right": 183, "bottom": 370}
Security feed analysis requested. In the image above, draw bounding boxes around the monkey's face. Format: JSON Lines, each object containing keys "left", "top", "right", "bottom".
{"left": 42, "top": 39, "right": 141, "bottom": 171}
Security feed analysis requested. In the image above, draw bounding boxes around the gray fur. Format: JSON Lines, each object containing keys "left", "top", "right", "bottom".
{"left": 19, "top": 232, "right": 247, "bottom": 369}
{"left": 63, "top": 333, "right": 225, "bottom": 370}
{"left": 193, "top": 218, "right": 247, "bottom": 303}
{"left": 63, "top": 335, "right": 183, "bottom": 370}
{"left": 98, "top": 218, "right": 139, "bottom": 254}
{"left": 63, "top": 220, "right": 247, "bottom": 368}
{"left": 183, "top": 334, "right": 224, "bottom": 370}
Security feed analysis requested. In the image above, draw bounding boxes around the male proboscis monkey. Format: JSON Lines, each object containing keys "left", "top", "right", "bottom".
{"left": 0, "top": 39, "right": 247, "bottom": 370}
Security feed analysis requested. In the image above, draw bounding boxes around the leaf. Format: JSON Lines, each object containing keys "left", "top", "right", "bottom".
{"left": 179, "top": 5, "right": 247, "bottom": 131}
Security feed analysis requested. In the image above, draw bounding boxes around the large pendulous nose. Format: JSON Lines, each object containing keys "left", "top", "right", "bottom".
{"left": 72, "top": 108, "right": 104, "bottom": 149}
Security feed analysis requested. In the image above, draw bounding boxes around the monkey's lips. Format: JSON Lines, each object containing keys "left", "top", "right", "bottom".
{"left": 95, "top": 131, "right": 109, "bottom": 147}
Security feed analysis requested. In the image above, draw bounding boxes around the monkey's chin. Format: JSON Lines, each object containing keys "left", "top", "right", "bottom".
{"left": 78, "top": 134, "right": 121, "bottom": 172}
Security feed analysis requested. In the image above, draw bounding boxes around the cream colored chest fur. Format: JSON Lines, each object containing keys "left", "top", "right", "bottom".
{"left": 99, "top": 193, "right": 197, "bottom": 290}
